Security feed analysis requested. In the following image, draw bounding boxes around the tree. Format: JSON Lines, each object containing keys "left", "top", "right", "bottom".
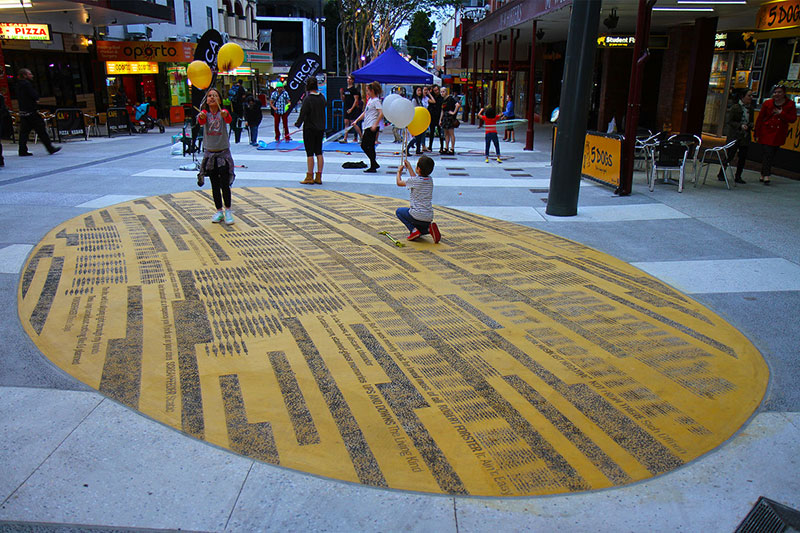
{"left": 405, "top": 12, "right": 436, "bottom": 67}
{"left": 337, "top": 0, "right": 461, "bottom": 75}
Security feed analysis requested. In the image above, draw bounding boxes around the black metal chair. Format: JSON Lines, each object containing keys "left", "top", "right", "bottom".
{"left": 668, "top": 133, "right": 702, "bottom": 184}
{"left": 649, "top": 139, "right": 690, "bottom": 192}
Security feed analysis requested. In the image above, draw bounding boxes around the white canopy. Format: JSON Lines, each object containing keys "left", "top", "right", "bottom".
{"left": 410, "top": 59, "right": 442, "bottom": 86}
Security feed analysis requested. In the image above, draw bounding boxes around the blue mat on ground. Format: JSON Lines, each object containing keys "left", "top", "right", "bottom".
{"left": 256, "top": 140, "right": 363, "bottom": 153}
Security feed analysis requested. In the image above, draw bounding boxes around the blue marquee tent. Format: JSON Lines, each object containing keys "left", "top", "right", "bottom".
{"left": 351, "top": 47, "right": 433, "bottom": 84}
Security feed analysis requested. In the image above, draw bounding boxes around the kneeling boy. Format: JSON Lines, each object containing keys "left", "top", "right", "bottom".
{"left": 395, "top": 155, "right": 441, "bottom": 243}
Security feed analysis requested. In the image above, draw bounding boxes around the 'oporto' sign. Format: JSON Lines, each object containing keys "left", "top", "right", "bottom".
{"left": 96, "top": 41, "right": 196, "bottom": 63}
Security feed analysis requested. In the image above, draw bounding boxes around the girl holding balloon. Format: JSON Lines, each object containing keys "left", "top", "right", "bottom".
{"left": 196, "top": 87, "right": 236, "bottom": 225}
{"left": 186, "top": 43, "right": 245, "bottom": 225}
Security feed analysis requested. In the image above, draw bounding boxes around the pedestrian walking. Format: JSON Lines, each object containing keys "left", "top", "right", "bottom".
{"left": 270, "top": 82, "right": 292, "bottom": 142}
{"left": 16, "top": 68, "right": 61, "bottom": 157}
{"left": 754, "top": 84, "right": 797, "bottom": 185}
{"left": 244, "top": 94, "right": 262, "bottom": 146}
{"left": 353, "top": 81, "right": 383, "bottom": 173}
{"left": 717, "top": 88, "right": 754, "bottom": 184}
{"left": 296, "top": 78, "right": 326, "bottom": 185}
{"left": 196, "top": 88, "right": 236, "bottom": 225}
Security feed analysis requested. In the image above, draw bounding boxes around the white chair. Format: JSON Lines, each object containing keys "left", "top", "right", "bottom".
{"left": 697, "top": 139, "right": 738, "bottom": 189}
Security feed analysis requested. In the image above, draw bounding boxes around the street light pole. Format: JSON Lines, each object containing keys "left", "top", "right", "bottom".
{"left": 406, "top": 45, "right": 429, "bottom": 68}
{"left": 336, "top": 21, "right": 342, "bottom": 76}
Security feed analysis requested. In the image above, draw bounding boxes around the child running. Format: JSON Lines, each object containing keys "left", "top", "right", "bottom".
{"left": 197, "top": 87, "right": 236, "bottom": 225}
{"left": 478, "top": 106, "right": 501, "bottom": 163}
{"left": 395, "top": 155, "right": 441, "bottom": 243}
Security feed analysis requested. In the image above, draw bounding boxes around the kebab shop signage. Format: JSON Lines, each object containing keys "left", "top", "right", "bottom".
{"left": 0, "top": 23, "right": 51, "bottom": 41}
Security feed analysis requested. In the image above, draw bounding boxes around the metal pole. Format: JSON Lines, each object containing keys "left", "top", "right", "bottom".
{"left": 618, "top": 0, "right": 656, "bottom": 196}
{"left": 524, "top": 20, "right": 537, "bottom": 151}
{"left": 546, "top": 0, "right": 602, "bottom": 216}
{"left": 336, "top": 22, "right": 342, "bottom": 76}
{"left": 407, "top": 45, "right": 429, "bottom": 67}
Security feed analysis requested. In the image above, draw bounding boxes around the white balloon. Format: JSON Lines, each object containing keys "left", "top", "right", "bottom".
{"left": 382, "top": 94, "right": 403, "bottom": 122}
{"left": 389, "top": 98, "right": 415, "bottom": 128}
{"left": 383, "top": 93, "right": 402, "bottom": 111}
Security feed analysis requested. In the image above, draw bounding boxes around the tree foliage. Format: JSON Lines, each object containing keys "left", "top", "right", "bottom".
{"left": 405, "top": 12, "right": 436, "bottom": 67}
{"left": 335, "top": 0, "right": 461, "bottom": 75}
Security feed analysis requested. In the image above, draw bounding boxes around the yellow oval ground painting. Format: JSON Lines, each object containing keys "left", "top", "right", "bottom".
{"left": 18, "top": 188, "right": 767, "bottom": 497}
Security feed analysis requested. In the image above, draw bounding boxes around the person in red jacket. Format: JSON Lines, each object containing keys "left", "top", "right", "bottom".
{"left": 753, "top": 84, "right": 797, "bottom": 185}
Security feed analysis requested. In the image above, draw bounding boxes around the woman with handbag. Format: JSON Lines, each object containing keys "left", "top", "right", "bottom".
{"left": 439, "top": 87, "right": 461, "bottom": 155}
{"left": 753, "top": 84, "right": 797, "bottom": 185}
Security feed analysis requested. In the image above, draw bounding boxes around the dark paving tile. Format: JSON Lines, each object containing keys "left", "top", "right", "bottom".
{"left": 521, "top": 218, "right": 771, "bottom": 263}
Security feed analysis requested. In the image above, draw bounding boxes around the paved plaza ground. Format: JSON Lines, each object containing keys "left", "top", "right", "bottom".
{"left": 0, "top": 118, "right": 798, "bottom": 532}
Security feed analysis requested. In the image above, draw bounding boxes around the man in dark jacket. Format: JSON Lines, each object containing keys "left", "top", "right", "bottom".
{"left": 228, "top": 79, "right": 246, "bottom": 143}
{"left": 16, "top": 68, "right": 60, "bottom": 156}
{"left": 718, "top": 88, "right": 754, "bottom": 184}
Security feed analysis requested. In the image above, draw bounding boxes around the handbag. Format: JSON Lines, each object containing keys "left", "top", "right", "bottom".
{"left": 453, "top": 119, "right": 460, "bottom": 128}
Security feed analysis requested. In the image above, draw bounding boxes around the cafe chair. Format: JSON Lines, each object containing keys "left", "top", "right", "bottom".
{"left": 635, "top": 132, "right": 660, "bottom": 172}
{"left": 668, "top": 133, "right": 702, "bottom": 183}
{"left": 648, "top": 139, "right": 690, "bottom": 192}
{"left": 697, "top": 139, "right": 738, "bottom": 190}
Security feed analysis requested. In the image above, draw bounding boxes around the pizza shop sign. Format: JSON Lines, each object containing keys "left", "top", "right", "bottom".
{"left": 0, "top": 23, "right": 51, "bottom": 41}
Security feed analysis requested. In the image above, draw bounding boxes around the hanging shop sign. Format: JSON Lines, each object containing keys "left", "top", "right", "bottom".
{"left": 96, "top": 41, "right": 195, "bottom": 62}
{"left": 106, "top": 61, "right": 159, "bottom": 75}
{"left": 0, "top": 23, "right": 50, "bottom": 41}
{"left": 714, "top": 32, "right": 756, "bottom": 51}
{"left": 756, "top": 0, "right": 800, "bottom": 31}
{"left": 244, "top": 50, "right": 273, "bottom": 63}
{"left": 597, "top": 34, "right": 670, "bottom": 49}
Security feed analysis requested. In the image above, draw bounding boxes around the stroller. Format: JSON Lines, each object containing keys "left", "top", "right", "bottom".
{"left": 135, "top": 102, "right": 165, "bottom": 134}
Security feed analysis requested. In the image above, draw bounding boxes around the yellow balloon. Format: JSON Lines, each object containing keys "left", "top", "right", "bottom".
{"left": 407, "top": 107, "right": 431, "bottom": 136}
{"left": 217, "top": 42, "right": 245, "bottom": 72}
{"left": 187, "top": 60, "right": 212, "bottom": 90}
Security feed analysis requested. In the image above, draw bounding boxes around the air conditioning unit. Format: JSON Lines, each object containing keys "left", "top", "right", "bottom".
{"left": 167, "top": 36, "right": 179, "bottom": 42}
{"left": 125, "top": 24, "right": 151, "bottom": 40}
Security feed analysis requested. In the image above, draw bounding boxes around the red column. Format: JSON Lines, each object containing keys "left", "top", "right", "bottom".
{"left": 491, "top": 34, "right": 499, "bottom": 108}
{"left": 506, "top": 29, "right": 516, "bottom": 99}
{"left": 525, "top": 21, "right": 537, "bottom": 151}
{"left": 471, "top": 42, "right": 479, "bottom": 124}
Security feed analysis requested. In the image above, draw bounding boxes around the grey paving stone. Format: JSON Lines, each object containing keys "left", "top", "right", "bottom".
{"left": 0, "top": 387, "right": 101, "bottom": 502}
{"left": 0, "top": 400, "right": 251, "bottom": 532}
{"left": 227, "top": 462, "right": 457, "bottom": 532}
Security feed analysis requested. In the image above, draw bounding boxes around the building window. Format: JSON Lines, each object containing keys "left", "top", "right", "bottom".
{"left": 207, "top": 6, "right": 213, "bottom": 29}
{"left": 183, "top": 0, "right": 192, "bottom": 26}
